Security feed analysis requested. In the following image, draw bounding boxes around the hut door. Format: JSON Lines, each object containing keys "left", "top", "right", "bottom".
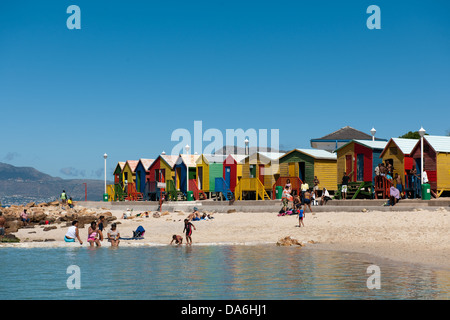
{"left": 288, "top": 163, "right": 295, "bottom": 177}
{"left": 225, "top": 167, "right": 231, "bottom": 186}
{"left": 258, "top": 165, "right": 265, "bottom": 184}
{"left": 298, "top": 162, "right": 305, "bottom": 182}
{"left": 357, "top": 154, "right": 364, "bottom": 181}
{"left": 198, "top": 166, "right": 203, "bottom": 189}
{"left": 345, "top": 155, "right": 352, "bottom": 175}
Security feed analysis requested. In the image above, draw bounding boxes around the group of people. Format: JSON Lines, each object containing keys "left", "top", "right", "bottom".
{"left": 60, "top": 190, "right": 74, "bottom": 209}
{"left": 64, "top": 215, "right": 120, "bottom": 247}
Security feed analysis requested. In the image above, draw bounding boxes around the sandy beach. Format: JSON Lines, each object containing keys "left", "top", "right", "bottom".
{"left": 5, "top": 204, "right": 449, "bottom": 270}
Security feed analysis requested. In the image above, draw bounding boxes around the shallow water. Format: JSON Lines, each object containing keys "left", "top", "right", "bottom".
{"left": 0, "top": 245, "right": 449, "bottom": 300}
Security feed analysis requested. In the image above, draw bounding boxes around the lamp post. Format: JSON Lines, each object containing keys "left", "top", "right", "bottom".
{"left": 419, "top": 127, "right": 426, "bottom": 184}
{"left": 370, "top": 127, "right": 376, "bottom": 141}
{"left": 245, "top": 138, "right": 249, "bottom": 155}
{"left": 185, "top": 144, "right": 190, "bottom": 199}
{"left": 103, "top": 153, "right": 108, "bottom": 198}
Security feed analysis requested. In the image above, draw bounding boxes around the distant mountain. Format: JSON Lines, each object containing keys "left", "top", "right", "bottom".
{"left": 0, "top": 162, "right": 111, "bottom": 206}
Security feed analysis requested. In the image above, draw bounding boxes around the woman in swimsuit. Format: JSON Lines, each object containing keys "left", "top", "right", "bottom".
{"left": 87, "top": 221, "right": 102, "bottom": 247}
{"left": 107, "top": 223, "right": 120, "bottom": 247}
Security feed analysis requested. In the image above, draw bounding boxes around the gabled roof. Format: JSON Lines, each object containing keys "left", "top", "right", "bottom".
{"left": 312, "top": 126, "right": 374, "bottom": 141}
{"left": 137, "top": 158, "right": 155, "bottom": 171}
{"left": 380, "top": 138, "right": 419, "bottom": 157}
{"left": 410, "top": 135, "right": 450, "bottom": 154}
{"left": 224, "top": 154, "right": 247, "bottom": 165}
{"left": 124, "top": 160, "right": 139, "bottom": 172}
{"left": 245, "top": 152, "right": 284, "bottom": 164}
{"left": 174, "top": 154, "right": 200, "bottom": 168}
{"left": 283, "top": 148, "right": 337, "bottom": 160}
{"left": 196, "top": 154, "right": 227, "bottom": 165}
{"left": 160, "top": 154, "right": 178, "bottom": 168}
{"left": 335, "top": 139, "right": 388, "bottom": 153}
{"left": 113, "top": 161, "right": 125, "bottom": 174}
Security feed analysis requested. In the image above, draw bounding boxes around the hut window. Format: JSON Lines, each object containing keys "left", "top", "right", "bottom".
{"left": 390, "top": 147, "right": 398, "bottom": 155}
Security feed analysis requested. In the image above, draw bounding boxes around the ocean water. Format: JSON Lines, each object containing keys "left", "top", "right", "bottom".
{"left": 0, "top": 245, "right": 448, "bottom": 300}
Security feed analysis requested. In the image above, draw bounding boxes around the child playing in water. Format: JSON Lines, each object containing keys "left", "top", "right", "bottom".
{"left": 170, "top": 234, "right": 183, "bottom": 245}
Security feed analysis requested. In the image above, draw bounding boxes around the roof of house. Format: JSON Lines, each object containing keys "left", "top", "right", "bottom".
{"left": 124, "top": 160, "right": 139, "bottom": 172}
{"left": 293, "top": 148, "right": 337, "bottom": 160}
{"left": 424, "top": 135, "right": 450, "bottom": 153}
{"left": 410, "top": 135, "right": 450, "bottom": 154}
{"left": 335, "top": 139, "right": 388, "bottom": 152}
{"left": 160, "top": 154, "right": 179, "bottom": 168}
{"left": 137, "top": 159, "right": 155, "bottom": 171}
{"left": 311, "top": 126, "right": 375, "bottom": 141}
{"left": 196, "top": 154, "right": 227, "bottom": 164}
{"left": 175, "top": 154, "right": 201, "bottom": 168}
{"left": 380, "top": 138, "right": 419, "bottom": 157}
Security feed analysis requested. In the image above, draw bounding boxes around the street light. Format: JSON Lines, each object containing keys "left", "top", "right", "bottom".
{"left": 185, "top": 144, "right": 190, "bottom": 198}
{"left": 370, "top": 127, "right": 376, "bottom": 141}
{"left": 245, "top": 138, "right": 249, "bottom": 155}
{"left": 419, "top": 127, "right": 426, "bottom": 184}
{"left": 103, "top": 153, "right": 108, "bottom": 197}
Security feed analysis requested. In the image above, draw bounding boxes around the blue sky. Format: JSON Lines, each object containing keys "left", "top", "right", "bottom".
{"left": 1, "top": 0, "right": 449, "bottom": 179}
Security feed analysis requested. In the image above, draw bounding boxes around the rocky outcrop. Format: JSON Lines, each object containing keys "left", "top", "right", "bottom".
{"left": 276, "top": 236, "right": 303, "bottom": 247}
{"left": 0, "top": 201, "right": 116, "bottom": 237}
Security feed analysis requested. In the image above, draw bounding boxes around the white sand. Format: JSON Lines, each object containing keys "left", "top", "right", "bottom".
{"left": 6, "top": 207, "right": 450, "bottom": 269}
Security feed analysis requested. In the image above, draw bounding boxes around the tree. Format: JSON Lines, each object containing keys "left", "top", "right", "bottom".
{"left": 399, "top": 131, "right": 429, "bottom": 139}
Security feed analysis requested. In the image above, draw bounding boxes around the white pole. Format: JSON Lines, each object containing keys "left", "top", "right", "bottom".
{"left": 104, "top": 153, "right": 108, "bottom": 194}
{"left": 420, "top": 136, "right": 424, "bottom": 185}
{"left": 419, "top": 127, "right": 426, "bottom": 185}
{"left": 185, "top": 145, "right": 190, "bottom": 198}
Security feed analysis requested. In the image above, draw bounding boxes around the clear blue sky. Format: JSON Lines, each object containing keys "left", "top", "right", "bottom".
{"left": 1, "top": 0, "right": 449, "bottom": 179}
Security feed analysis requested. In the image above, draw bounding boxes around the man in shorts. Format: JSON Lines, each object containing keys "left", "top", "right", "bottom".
{"left": 341, "top": 172, "right": 350, "bottom": 199}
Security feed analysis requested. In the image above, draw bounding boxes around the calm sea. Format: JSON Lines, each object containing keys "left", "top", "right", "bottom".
{"left": 0, "top": 245, "right": 448, "bottom": 300}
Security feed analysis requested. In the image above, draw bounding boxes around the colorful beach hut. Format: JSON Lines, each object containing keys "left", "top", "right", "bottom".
{"left": 173, "top": 154, "right": 205, "bottom": 199}
{"left": 236, "top": 152, "right": 283, "bottom": 200}
{"left": 410, "top": 135, "right": 450, "bottom": 198}
{"left": 147, "top": 154, "right": 178, "bottom": 200}
{"left": 222, "top": 154, "right": 246, "bottom": 192}
{"left": 276, "top": 148, "right": 337, "bottom": 197}
{"left": 135, "top": 159, "right": 155, "bottom": 199}
{"left": 335, "top": 140, "right": 387, "bottom": 199}
{"left": 379, "top": 138, "right": 419, "bottom": 198}
{"left": 122, "top": 160, "right": 142, "bottom": 200}
{"left": 111, "top": 161, "right": 127, "bottom": 201}
{"left": 196, "top": 154, "right": 227, "bottom": 197}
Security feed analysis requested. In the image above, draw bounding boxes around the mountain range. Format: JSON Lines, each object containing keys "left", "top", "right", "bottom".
{"left": 0, "top": 162, "right": 110, "bottom": 206}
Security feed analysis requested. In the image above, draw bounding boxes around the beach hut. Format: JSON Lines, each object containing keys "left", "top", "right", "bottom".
{"left": 235, "top": 152, "right": 283, "bottom": 200}
{"left": 410, "top": 135, "right": 450, "bottom": 198}
{"left": 276, "top": 148, "right": 337, "bottom": 197}
{"left": 135, "top": 159, "right": 155, "bottom": 199}
{"left": 147, "top": 154, "right": 178, "bottom": 200}
{"left": 173, "top": 154, "right": 206, "bottom": 199}
{"left": 379, "top": 138, "right": 419, "bottom": 198}
{"left": 195, "top": 154, "right": 227, "bottom": 197}
{"left": 222, "top": 154, "right": 246, "bottom": 192}
{"left": 122, "top": 160, "right": 142, "bottom": 200}
{"left": 112, "top": 162, "right": 127, "bottom": 201}
{"left": 335, "top": 140, "right": 387, "bottom": 199}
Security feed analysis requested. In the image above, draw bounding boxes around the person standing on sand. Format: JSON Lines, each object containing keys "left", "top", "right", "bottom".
{"left": 298, "top": 206, "right": 305, "bottom": 227}
{"left": 303, "top": 189, "right": 313, "bottom": 213}
{"left": 0, "top": 212, "right": 6, "bottom": 236}
{"left": 183, "top": 219, "right": 196, "bottom": 245}
{"left": 341, "top": 172, "right": 351, "bottom": 199}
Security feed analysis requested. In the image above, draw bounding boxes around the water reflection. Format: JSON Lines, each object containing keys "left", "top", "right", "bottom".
{"left": 0, "top": 246, "right": 448, "bottom": 300}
